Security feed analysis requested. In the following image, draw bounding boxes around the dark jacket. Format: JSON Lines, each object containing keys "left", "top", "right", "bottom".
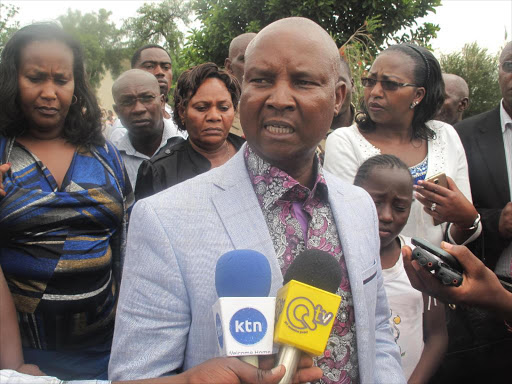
{"left": 455, "top": 106, "right": 511, "bottom": 270}
{"left": 135, "top": 133, "right": 245, "bottom": 200}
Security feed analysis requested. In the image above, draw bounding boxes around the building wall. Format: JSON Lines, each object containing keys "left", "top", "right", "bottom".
{"left": 96, "top": 70, "right": 116, "bottom": 113}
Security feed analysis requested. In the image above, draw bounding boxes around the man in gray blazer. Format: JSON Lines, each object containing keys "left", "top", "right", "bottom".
{"left": 109, "top": 17, "right": 404, "bottom": 384}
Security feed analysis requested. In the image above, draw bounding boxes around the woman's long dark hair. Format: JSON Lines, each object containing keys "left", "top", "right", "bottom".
{"left": 0, "top": 23, "right": 104, "bottom": 147}
{"left": 356, "top": 44, "right": 445, "bottom": 141}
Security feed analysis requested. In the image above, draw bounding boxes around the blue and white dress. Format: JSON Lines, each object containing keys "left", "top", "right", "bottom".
{"left": 0, "top": 136, "right": 133, "bottom": 378}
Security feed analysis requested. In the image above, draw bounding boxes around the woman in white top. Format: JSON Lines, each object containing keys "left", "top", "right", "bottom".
{"left": 324, "top": 43, "right": 481, "bottom": 246}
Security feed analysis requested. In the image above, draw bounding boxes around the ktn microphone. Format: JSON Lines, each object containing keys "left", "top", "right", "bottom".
{"left": 213, "top": 249, "right": 276, "bottom": 366}
{"left": 274, "top": 249, "right": 342, "bottom": 383}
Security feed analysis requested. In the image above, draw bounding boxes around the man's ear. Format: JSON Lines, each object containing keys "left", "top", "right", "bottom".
{"left": 113, "top": 104, "right": 119, "bottom": 116}
{"left": 459, "top": 97, "right": 469, "bottom": 112}
{"left": 334, "top": 80, "right": 347, "bottom": 116}
{"left": 159, "top": 94, "right": 165, "bottom": 110}
{"left": 224, "top": 58, "right": 232, "bottom": 73}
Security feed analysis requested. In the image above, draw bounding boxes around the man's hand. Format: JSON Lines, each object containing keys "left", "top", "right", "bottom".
{"left": 402, "top": 242, "right": 512, "bottom": 320}
{"left": 499, "top": 202, "right": 512, "bottom": 239}
{"left": 258, "top": 353, "right": 323, "bottom": 384}
{"left": 180, "top": 356, "right": 322, "bottom": 384}
{"left": 0, "top": 162, "right": 10, "bottom": 197}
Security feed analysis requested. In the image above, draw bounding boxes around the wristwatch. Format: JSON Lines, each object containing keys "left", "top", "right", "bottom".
{"left": 464, "top": 213, "right": 481, "bottom": 231}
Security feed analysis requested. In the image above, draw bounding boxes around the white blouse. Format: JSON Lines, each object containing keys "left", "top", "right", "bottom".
{"left": 324, "top": 120, "right": 479, "bottom": 246}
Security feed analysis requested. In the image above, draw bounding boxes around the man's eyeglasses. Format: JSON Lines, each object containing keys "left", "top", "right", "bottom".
{"left": 117, "top": 95, "right": 157, "bottom": 107}
{"left": 361, "top": 77, "right": 418, "bottom": 91}
{"left": 502, "top": 61, "right": 512, "bottom": 73}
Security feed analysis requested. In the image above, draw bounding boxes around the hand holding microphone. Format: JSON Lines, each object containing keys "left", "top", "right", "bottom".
{"left": 213, "top": 249, "right": 276, "bottom": 366}
{"left": 274, "top": 249, "right": 343, "bottom": 383}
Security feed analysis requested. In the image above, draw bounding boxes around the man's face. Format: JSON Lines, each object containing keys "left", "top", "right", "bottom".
{"left": 499, "top": 47, "right": 512, "bottom": 112}
{"left": 241, "top": 29, "right": 344, "bottom": 170}
{"left": 226, "top": 46, "right": 247, "bottom": 86}
{"left": 435, "top": 79, "right": 465, "bottom": 125}
{"left": 113, "top": 74, "right": 165, "bottom": 140}
{"left": 135, "top": 48, "right": 173, "bottom": 97}
{"left": 225, "top": 36, "right": 254, "bottom": 86}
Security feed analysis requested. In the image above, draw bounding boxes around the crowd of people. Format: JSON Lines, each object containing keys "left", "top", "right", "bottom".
{"left": 0, "top": 15, "right": 511, "bottom": 384}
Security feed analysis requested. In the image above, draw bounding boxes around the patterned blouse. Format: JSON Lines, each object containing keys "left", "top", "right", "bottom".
{"left": 0, "top": 137, "right": 133, "bottom": 351}
{"left": 409, "top": 156, "right": 428, "bottom": 185}
{"left": 244, "top": 146, "right": 360, "bottom": 384}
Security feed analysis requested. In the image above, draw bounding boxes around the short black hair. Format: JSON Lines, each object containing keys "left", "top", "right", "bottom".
{"left": 173, "top": 62, "right": 241, "bottom": 132}
{"left": 356, "top": 44, "right": 444, "bottom": 141}
{"left": 131, "top": 44, "right": 171, "bottom": 68}
{"left": 354, "top": 154, "right": 411, "bottom": 187}
{"left": 0, "top": 23, "right": 103, "bottom": 147}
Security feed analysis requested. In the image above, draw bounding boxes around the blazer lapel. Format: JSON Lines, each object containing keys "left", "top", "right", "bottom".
{"left": 476, "top": 108, "right": 510, "bottom": 203}
{"left": 325, "top": 174, "right": 371, "bottom": 352}
{"left": 211, "top": 147, "right": 284, "bottom": 291}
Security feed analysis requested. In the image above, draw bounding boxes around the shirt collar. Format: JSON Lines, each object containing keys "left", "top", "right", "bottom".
{"left": 243, "top": 144, "right": 329, "bottom": 209}
{"left": 500, "top": 99, "right": 512, "bottom": 133}
{"left": 114, "top": 120, "right": 174, "bottom": 158}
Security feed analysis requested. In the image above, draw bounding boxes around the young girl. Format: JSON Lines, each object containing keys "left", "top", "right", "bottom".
{"left": 354, "top": 155, "right": 448, "bottom": 383}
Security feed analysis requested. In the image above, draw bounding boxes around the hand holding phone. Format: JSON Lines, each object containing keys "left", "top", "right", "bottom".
{"left": 424, "top": 173, "right": 447, "bottom": 226}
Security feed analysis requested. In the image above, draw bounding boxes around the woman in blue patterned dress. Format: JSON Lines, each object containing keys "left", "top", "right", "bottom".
{"left": 323, "top": 44, "right": 480, "bottom": 247}
{"left": 0, "top": 24, "right": 133, "bottom": 380}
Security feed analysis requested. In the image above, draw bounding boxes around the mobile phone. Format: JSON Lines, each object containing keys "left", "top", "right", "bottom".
{"left": 411, "top": 237, "right": 463, "bottom": 287}
{"left": 425, "top": 172, "right": 448, "bottom": 189}
{"left": 425, "top": 172, "right": 448, "bottom": 226}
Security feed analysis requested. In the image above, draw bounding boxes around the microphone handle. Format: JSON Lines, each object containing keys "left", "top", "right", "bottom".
{"left": 240, "top": 355, "right": 259, "bottom": 367}
{"left": 276, "top": 344, "right": 301, "bottom": 384}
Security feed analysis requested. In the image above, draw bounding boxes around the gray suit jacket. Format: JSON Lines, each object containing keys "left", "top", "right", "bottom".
{"left": 109, "top": 144, "right": 404, "bottom": 383}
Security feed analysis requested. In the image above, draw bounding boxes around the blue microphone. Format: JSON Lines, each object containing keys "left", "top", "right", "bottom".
{"left": 215, "top": 249, "right": 272, "bottom": 297}
{"left": 213, "top": 250, "right": 275, "bottom": 366}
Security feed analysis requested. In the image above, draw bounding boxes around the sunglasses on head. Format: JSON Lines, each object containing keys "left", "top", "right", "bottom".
{"left": 361, "top": 77, "right": 419, "bottom": 91}
{"left": 502, "top": 61, "right": 512, "bottom": 73}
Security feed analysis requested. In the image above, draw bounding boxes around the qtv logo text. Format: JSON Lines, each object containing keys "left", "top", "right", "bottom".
{"left": 229, "top": 308, "right": 267, "bottom": 345}
{"left": 286, "top": 297, "right": 334, "bottom": 333}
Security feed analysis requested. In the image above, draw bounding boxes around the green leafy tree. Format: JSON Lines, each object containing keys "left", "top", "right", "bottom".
{"left": 59, "top": 9, "right": 127, "bottom": 89}
{"left": 440, "top": 42, "right": 502, "bottom": 118}
{"left": 121, "top": 0, "right": 192, "bottom": 82}
{"left": 185, "top": 0, "right": 441, "bottom": 66}
{"left": 337, "top": 18, "right": 380, "bottom": 107}
{"left": 0, "top": 3, "right": 20, "bottom": 57}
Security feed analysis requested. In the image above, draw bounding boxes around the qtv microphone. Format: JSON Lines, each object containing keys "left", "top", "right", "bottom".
{"left": 274, "top": 249, "right": 342, "bottom": 383}
{"left": 213, "top": 249, "right": 276, "bottom": 367}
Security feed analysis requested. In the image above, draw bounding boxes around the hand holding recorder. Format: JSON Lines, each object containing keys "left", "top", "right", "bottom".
{"left": 410, "top": 237, "right": 463, "bottom": 287}
{"left": 403, "top": 241, "right": 512, "bottom": 321}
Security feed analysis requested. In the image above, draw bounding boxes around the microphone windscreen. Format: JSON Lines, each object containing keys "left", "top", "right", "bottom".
{"left": 215, "top": 249, "right": 272, "bottom": 297}
{"left": 283, "top": 249, "right": 342, "bottom": 293}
